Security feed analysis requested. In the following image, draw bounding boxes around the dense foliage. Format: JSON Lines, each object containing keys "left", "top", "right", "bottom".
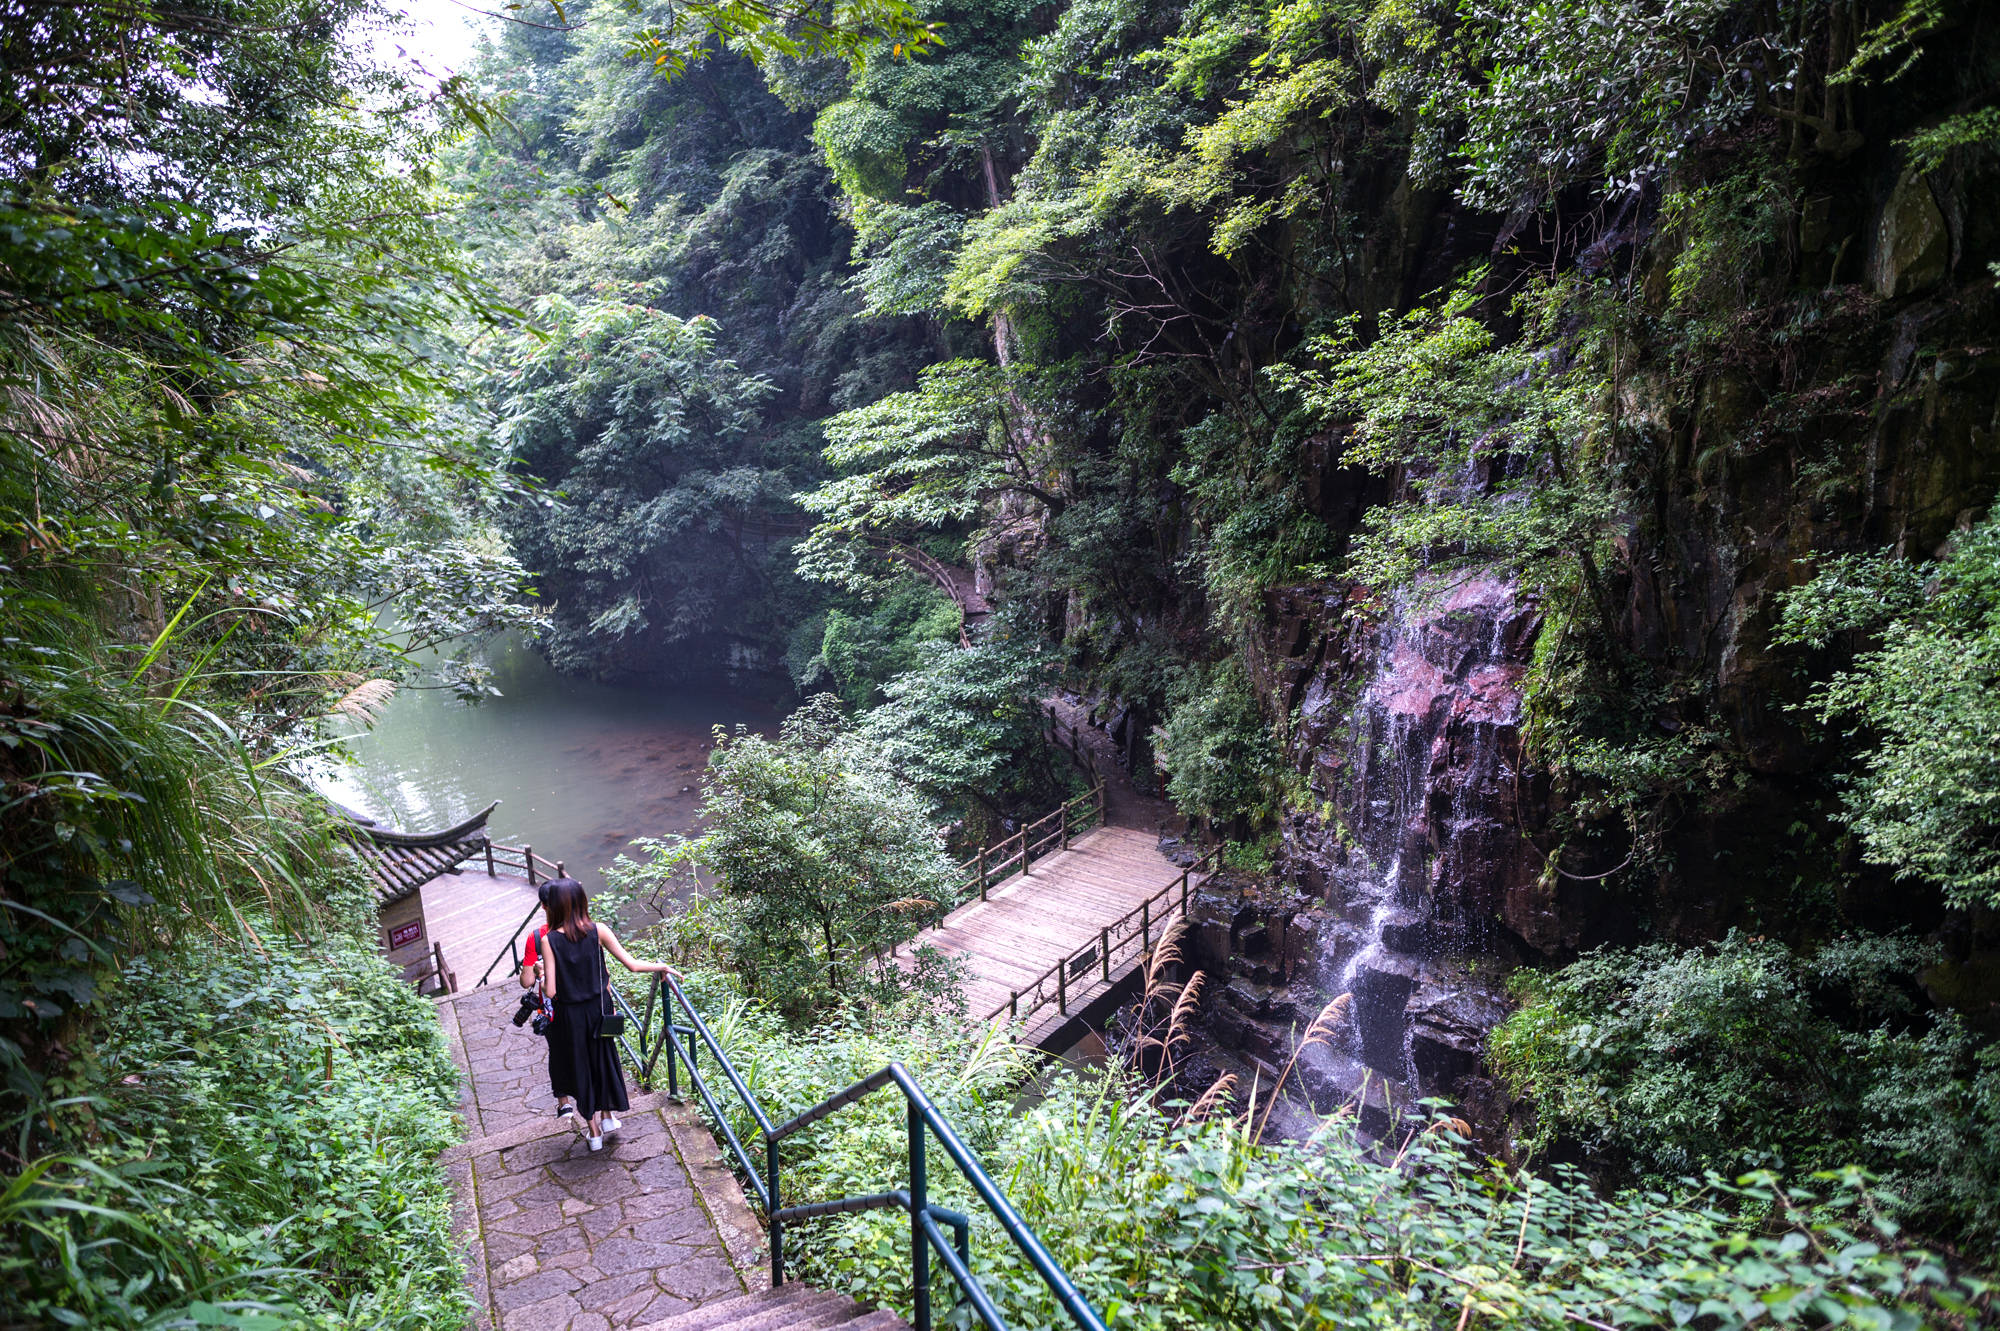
{"left": 8, "top": 0, "right": 1999, "bottom": 1321}
{"left": 3, "top": 920, "right": 465, "bottom": 1329}
{"left": 0, "top": 5, "right": 535, "bottom": 1325}
{"left": 474, "top": 0, "right": 2000, "bottom": 1274}
{"left": 652, "top": 963, "right": 1984, "bottom": 1331}
{"left": 1491, "top": 932, "right": 2000, "bottom": 1252}
{"left": 450, "top": 12, "right": 956, "bottom": 683}
{"left": 787, "top": 580, "right": 962, "bottom": 708}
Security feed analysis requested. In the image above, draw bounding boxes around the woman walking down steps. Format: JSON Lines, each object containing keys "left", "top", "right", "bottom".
{"left": 540, "top": 877, "right": 677, "bottom": 1151}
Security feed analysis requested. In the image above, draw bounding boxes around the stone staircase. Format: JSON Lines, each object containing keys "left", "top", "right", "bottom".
{"left": 636, "top": 1285, "right": 906, "bottom": 1331}
{"left": 437, "top": 981, "right": 907, "bottom": 1331}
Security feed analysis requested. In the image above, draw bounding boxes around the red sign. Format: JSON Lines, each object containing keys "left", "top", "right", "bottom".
{"left": 388, "top": 919, "right": 424, "bottom": 950}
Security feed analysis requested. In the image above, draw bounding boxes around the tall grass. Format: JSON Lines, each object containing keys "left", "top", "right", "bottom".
{"left": 1, "top": 589, "right": 329, "bottom": 948}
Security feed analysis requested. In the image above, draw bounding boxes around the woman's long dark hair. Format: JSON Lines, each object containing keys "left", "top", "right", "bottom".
{"left": 545, "top": 877, "right": 594, "bottom": 942}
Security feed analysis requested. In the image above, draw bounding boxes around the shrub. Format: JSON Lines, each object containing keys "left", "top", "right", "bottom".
{"left": 658, "top": 964, "right": 1982, "bottom": 1330}
{"left": 786, "top": 580, "right": 963, "bottom": 710}
{"left": 1777, "top": 509, "right": 2000, "bottom": 912}
{"left": 2, "top": 928, "right": 467, "bottom": 1329}
{"left": 856, "top": 629, "right": 1066, "bottom": 824}
{"left": 1491, "top": 931, "right": 2000, "bottom": 1250}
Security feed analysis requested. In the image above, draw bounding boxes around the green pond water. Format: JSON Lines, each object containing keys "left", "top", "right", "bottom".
{"left": 308, "top": 633, "right": 778, "bottom": 892}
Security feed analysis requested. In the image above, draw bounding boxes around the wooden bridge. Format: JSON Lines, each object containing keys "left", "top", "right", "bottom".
{"left": 895, "top": 712, "right": 1215, "bottom": 1050}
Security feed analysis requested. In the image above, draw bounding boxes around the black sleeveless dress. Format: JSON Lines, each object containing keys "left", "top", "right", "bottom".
{"left": 546, "top": 925, "right": 630, "bottom": 1123}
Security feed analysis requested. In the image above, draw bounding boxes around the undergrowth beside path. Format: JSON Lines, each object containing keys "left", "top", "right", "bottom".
{"left": 2, "top": 925, "right": 468, "bottom": 1330}
{"left": 664, "top": 965, "right": 1991, "bottom": 1331}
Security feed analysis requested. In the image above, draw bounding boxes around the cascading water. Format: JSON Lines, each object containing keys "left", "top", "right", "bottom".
{"left": 1336, "top": 857, "right": 1400, "bottom": 992}
{"left": 1283, "top": 571, "right": 1542, "bottom": 1114}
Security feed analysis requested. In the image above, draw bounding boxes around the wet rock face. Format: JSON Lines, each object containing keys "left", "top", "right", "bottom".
{"left": 1281, "top": 574, "right": 1545, "bottom": 952}
{"left": 1869, "top": 170, "right": 1949, "bottom": 299}
{"left": 1199, "top": 575, "right": 1545, "bottom": 1116}
{"left": 1187, "top": 866, "right": 1514, "bottom": 1128}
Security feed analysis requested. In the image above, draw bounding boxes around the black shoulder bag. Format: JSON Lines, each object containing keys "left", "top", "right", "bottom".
{"left": 598, "top": 936, "right": 627, "bottom": 1039}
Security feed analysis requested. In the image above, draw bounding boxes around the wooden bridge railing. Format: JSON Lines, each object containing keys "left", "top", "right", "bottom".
{"left": 889, "top": 703, "right": 1113, "bottom": 948}
{"left": 883, "top": 542, "right": 979, "bottom": 648}
{"left": 913, "top": 779, "right": 1108, "bottom": 935}
{"left": 402, "top": 940, "right": 458, "bottom": 996}
{"left": 1042, "top": 702, "right": 1102, "bottom": 788}
{"left": 482, "top": 841, "right": 565, "bottom": 887}
{"left": 992, "top": 842, "right": 1220, "bottom": 1029}
{"left": 470, "top": 846, "right": 569, "bottom": 988}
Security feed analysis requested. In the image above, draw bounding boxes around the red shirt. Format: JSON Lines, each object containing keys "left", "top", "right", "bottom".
{"left": 522, "top": 926, "right": 549, "bottom": 969}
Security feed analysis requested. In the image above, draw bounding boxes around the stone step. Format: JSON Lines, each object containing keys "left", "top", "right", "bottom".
{"left": 632, "top": 1283, "right": 906, "bottom": 1331}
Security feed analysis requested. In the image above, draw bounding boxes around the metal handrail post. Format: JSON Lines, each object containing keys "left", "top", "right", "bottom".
{"left": 892, "top": 1066, "right": 1108, "bottom": 1331}
{"left": 770, "top": 1135, "right": 785, "bottom": 1287}
{"left": 664, "top": 999, "right": 680, "bottom": 1100}
{"left": 909, "top": 1102, "right": 931, "bottom": 1331}
{"left": 477, "top": 899, "right": 543, "bottom": 988}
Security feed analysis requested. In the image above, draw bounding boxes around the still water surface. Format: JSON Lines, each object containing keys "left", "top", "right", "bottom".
{"left": 310, "top": 633, "right": 778, "bottom": 890}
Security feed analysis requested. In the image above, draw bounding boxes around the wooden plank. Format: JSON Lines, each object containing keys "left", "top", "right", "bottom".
{"left": 897, "top": 827, "right": 1202, "bottom": 1049}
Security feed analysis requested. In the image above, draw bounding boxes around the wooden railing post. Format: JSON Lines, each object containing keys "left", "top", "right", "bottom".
{"left": 977, "top": 845, "right": 987, "bottom": 901}
{"left": 525, "top": 845, "right": 537, "bottom": 887}
{"left": 484, "top": 841, "right": 495, "bottom": 876}
{"left": 1180, "top": 867, "right": 1190, "bottom": 915}
{"left": 1140, "top": 898, "right": 1150, "bottom": 953}
{"left": 1060, "top": 802, "right": 1070, "bottom": 851}
{"left": 1057, "top": 960, "right": 1067, "bottom": 1015}
{"left": 1017, "top": 828, "right": 1027, "bottom": 875}
{"left": 1100, "top": 927, "right": 1111, "bottom": 982}
{"left": 556, "top": 860, "right": 565, "bottom": 878}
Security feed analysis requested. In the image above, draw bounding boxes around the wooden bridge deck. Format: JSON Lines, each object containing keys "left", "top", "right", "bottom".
{"left": 422, "top": 868, "right": 540, "bottom": 991}
{"left": 905, "top": 826, "right": 1209, "bottom": 1050}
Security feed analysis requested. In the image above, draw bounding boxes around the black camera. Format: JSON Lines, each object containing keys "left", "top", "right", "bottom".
{"left": 511, "top": 993, "right": 538, "bottom": 1027}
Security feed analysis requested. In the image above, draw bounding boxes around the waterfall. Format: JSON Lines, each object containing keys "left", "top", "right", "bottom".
{"left": 1285, "top": 572, "right": 1540, "bottom": 1108}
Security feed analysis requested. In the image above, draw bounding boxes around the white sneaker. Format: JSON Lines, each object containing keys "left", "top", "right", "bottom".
{"left": 587, "top": 1134, "right": 604, "bottom": 1152}
{"left": 602, "top": 1116, "right": 622, "bottom": 1134}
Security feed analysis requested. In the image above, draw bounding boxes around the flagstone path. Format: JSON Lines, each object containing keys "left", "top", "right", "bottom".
{"left": 435, "top": 981, "right": 768, "bottom": 1331}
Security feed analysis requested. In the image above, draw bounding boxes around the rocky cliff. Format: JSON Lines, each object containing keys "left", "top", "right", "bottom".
{"left": 1182, "top": 105, "right": 2000, "bottom": 1141}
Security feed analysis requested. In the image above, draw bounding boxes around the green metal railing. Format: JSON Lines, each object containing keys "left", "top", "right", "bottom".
{"left": 603, "top": 971, "right": 1108, "bottom": 1331}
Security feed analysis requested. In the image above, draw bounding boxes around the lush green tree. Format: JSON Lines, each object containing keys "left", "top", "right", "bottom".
{"left": 489, "top": 295, "right": 787, "bottom": 675}
{"left": 637, "top": 695, "right": 956, "bottom": 1017}
{"left": 856, "top": 628, "right": 1062, "bottom": 823}
{"left": 794, "top": 360, "right": 1068, "bottom": 588}
{"left": 1778, "top": 511, "right": 2000, "bottom": 912}
{"left": 450, "top": 17, "right": 949, "bottom": 678}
